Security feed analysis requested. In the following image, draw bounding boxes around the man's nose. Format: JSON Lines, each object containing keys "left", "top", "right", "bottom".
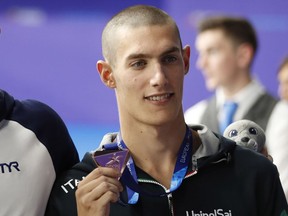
{"left": 150, "top": 64, "right": 168, "bottom": 87}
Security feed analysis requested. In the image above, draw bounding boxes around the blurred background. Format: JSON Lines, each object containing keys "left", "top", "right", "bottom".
{"left": 1, "top": 0, "right": 288, "bottom": 158}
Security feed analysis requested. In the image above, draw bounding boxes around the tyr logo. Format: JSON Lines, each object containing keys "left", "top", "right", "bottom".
{"left": 0, "top": 161, "right": 20, "bottom": 173}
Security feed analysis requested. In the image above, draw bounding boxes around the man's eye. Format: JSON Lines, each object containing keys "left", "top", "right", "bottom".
{"left": 163, "top": 56, "right": 177, "bottom": 63}
{"left": 249, "top": 127, "right": 257, "bottom": 135}
{"left": 131, "top": 61, "right": 146, "bottom": 69}
{"left": 229, "top": 130, "right": 238, "bottom": 137}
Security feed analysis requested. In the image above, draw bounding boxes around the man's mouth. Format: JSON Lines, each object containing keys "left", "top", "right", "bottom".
{"left": 145, "top": 93, "right": 173, "bottom": 101}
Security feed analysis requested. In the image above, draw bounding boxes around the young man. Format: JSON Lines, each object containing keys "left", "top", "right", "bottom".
{"left": 45, "top": 5, "right": 288, "bottom": 216}
{"left": 184, "top": 16, "right": 278, "bottom": 133}
{"left": 184, "top": 16, "right": 288, "bottom": 202}
{"left": 0, "top": 89, "right": 79, "bottom": 215}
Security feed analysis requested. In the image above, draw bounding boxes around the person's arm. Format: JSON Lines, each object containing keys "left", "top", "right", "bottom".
{"left": 266, "top": 101, "right": 288, "bottom": 202}
{"left": 76, "top": 167, "right": 123, "bottom": 216}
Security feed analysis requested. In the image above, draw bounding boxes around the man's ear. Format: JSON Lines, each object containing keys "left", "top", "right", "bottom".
{"left": 236, "top": 44, "right": 253, "bottom": 69}
{"left": 96, "top": 60, "right": 116, "bottom": 88}
{"left": 183, "top": 45, "right": 191, "bottom": 75}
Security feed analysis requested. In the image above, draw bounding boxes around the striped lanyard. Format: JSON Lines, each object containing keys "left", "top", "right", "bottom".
{"left": 103, "top": 125, "right": 193, "bottom": 204}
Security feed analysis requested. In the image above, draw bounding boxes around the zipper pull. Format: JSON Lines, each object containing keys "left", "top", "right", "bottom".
{"left": 167, "top": 193, "right": 174, "bottom": 216}
{"left": 192, "top": 155, "right": 198, "bottom": 171}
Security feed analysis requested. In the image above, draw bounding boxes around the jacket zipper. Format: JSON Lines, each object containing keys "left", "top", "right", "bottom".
{"left": 138, "top": 161, "right": 199, "bottom": 216}
{"left": 138, "top": 179, "right": 175, "bottom": 216}
{"left": 167, "top": 193, "right": 174, "bottom": 216}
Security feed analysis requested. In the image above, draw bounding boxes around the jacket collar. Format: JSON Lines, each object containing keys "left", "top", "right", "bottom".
{"left": 189, "top": 124, "right": 236, "bottom": 170}
{"left": 95, "top": 124, "right": 236, "bottom": 164}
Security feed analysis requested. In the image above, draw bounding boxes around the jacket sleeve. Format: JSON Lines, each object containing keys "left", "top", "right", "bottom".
{"left": 45, "top": 170, "right": 83, "bottom": 216}
{"left": 45, "top": 153, "right": 95, "bottom": 216}
{"left": 257, "top": 161, "right": 288, "bottom": 215}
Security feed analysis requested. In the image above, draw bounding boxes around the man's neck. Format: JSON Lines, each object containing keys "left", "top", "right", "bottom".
{"left": 120, "top": 122, "right": 187, "bottom": 188}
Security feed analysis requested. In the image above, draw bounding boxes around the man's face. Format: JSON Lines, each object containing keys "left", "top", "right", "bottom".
{"left": 278, "top": 65, "right": 288, "bottom": 101}
{"left": 109, "top": 24, "right": 190, "bottom": 126}
{"left": 195, "top": 29, "right": 242, "bottom": 91}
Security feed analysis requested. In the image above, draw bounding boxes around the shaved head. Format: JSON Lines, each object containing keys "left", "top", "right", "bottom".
{"left": 101, "top": 5, "right": 182, "bottom": 65}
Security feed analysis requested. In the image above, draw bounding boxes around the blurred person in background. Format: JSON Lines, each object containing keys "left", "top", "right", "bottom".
{"left": 184, "top": 15, "right": 277, "bottom": 134}
{"left": 266, "top": 56, "right": 288, "bottom": 201}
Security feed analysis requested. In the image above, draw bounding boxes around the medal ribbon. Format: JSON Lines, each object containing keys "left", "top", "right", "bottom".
{"left": 103, "top": 125, "right": 193, "bottom": 204}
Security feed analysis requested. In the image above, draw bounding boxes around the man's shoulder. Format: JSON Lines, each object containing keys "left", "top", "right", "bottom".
{"left": 233, "top": 145, "right": 277, "bottom": 172}
{"left": 13, "top": 98, "right": 73, "bottom": 144}
{"left": 0, "top": 90, "right": 67, "bottom": 131}
{"left": 15, "top": 99, "right": 64, "bottom": 124}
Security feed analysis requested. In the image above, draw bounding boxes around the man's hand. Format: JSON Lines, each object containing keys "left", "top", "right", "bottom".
{"left": 76, "top": 167, "right": 123, "bottom": 216}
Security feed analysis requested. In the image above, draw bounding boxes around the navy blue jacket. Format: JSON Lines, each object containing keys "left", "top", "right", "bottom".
{"left": 45, "top": 125, "right": 288, "bottom": 216}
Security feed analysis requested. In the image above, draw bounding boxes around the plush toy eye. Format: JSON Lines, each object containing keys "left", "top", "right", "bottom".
{"left": 249, "top": 127, "right": 258, "bottom": 135}
{"left": 229, "top": 129, "right": 238, "bottom": 137}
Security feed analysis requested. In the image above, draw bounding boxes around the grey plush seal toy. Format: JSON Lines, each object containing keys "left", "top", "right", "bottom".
{"left": 223, "top": 119, "right": 265, "bottom": 153}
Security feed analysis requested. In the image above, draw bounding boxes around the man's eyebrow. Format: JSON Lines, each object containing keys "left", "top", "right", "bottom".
{"left": 126, "top": 53, "right": 149, "bottom": 61}
{"left": 126, "top": 46, "right": 181, "bottom": 60}
{"left": 162, "top": 46, "right": 181, "bottom": 56}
